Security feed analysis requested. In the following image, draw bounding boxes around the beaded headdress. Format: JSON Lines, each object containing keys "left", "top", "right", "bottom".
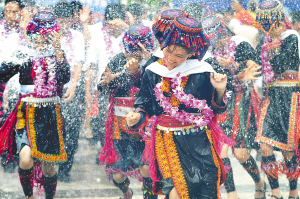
{"left": 162, "top": 16, "right": 210, "bottom": 61}
{"left": 202, "top": 15, "right": 235, "bottom": 48}
{"left": 26, "top": 11, "right": 60, "bottom": 41}
{"left": 256, "top": 0, "right": 291, "bottom": 34}
{"left": 152, "top": 9, "right": 186, "bottom": 44}
{"left": 122, "top": 24, "right": 154, "bottom": 54}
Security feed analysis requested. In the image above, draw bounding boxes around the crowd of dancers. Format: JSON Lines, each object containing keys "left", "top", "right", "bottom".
{"left": 0, "top": 0, "right": 300, "bottom": 199}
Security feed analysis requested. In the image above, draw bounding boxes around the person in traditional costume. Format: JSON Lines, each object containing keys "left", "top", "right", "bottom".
{"left": 126, "top": 16, "right": 231, "bottom": 199}
{"left": 85, "top": 3, "right": 129, "bottom": 147}
{"left": 203, "top": 14, "right": 264, "bottom": 199}
{"left": 0, "top": 0, "right": 27, "bottom": 173}
{"left": 0, "top": 11, "right": 70, "bottom": 199}
{"left": 99, "top": 24, "right": 156, "bottom": 199}
{"left": 126, "top": 9, "right": 187, "bottom": 87}
{"left": 254, "top": 1, "right": 300, "bottom": 199}
{"left": 52, "top": 2, "right": 86, "bottom": 183}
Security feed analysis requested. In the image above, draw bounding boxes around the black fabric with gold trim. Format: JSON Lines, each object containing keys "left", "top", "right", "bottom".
{"left": 16, "top": 101, "right": 67, "bottom": 162}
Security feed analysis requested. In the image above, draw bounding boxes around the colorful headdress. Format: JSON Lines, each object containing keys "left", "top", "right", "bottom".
{"left": 26, "top": 11, "right": 60, "bottom": 41}
{"left": 122, "top": 24, "right": 154, "bottom": 54}
{"left": 256, "top": 0, "right": 292, "bottom": 34}
{"left": 202, "top": 15, "right": 235, "bottom": 48}
{"left": 162, "top": 16, "right": 210, "bottom": 61}
{"left": 152, "top": 9, "right": 186, "bottom": 44}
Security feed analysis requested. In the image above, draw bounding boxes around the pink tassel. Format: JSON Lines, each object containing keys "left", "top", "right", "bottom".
{"left": 99, "top": 97, "right": 120, "bottom": 165}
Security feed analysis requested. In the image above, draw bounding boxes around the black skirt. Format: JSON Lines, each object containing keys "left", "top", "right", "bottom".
{"left": 15, "top": 101, "right": 67, "bottom": 162}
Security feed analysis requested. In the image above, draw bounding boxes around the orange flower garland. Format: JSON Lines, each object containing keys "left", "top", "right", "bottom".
{"left": 158, "top": 59, "right": 189, "bottom": 107}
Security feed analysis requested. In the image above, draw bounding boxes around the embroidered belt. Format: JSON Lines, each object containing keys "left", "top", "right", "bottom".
{"left": 156, "top": 115, "right": 207, "bottom": 135}
{"left": 268, "top": 72, "right": 298, "bottom": 87}
{"left": 113, "top": 97, "right": 135, "bottom": 117}
{"left": 156, "top": 124, "right": 207, "bottom": 135}
{"left": 21, "top": 96, "right": 60, "bottom": 106}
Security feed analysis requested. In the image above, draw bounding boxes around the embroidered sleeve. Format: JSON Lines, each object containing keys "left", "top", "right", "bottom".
{"left": 211, "top": 89, "right": 228, "bottom": 110}
{"left": 127, "top": 69, "right": 143, "bottom": 83}
{"left": 228, "top": 60, "right": 240, "bottom": 76}
{"left": 100, "top": 79, "right": 120, "bottom": 93}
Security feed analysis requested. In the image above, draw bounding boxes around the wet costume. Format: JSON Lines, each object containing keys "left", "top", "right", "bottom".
{"left": 86, "top": 3, "right": 126, "bottom": 142}
{"left": 0, "top": 11, "right": 70, "bottom": 198}
{"left": 203, "top": 15, "right": 263, "bottom": 195}
{"left": 254, "top": 0, "right": 300, "bottom": 192}
{"left": 98, "top": 24, "right": 156, "bottom": 199}
{"left": 132, "top": 17, "right": 229, "bottom": 199}
{"left": 53, "top": 2, "right": 86, "bottom": 182}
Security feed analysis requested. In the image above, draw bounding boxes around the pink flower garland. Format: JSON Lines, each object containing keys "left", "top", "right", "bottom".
{"left": 226, "top": 39, "right": 237, "bottom": 60}
{"left": 32, "top": 57, "right": 57, "bottom": 98}
{"left": 154, "top": 73, "right": 214, "bottom": 128}
{"left": 260, "top": 35, "right": 277, "bottom": 84}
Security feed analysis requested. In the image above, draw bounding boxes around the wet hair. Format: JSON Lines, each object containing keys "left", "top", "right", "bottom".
{"left": 166, "top": 44, "right": 193, "bottom": 55}
{"left": 20, "top": 0, "right": 35, "bottom": 9}
{"left": 127, "top": 3, "right": 144, "bottom": 17}
{"left": 70, "top": 1, "right": 83, "bottom": 13}
{"left": 105, "top": 3, "right": 126, "bottom": 22}
{"left": 223, "top": 9, "right": 234, "bottom": 16}
{"left": 184, "top": 3, "right": 203, "bottom": 21}
{"left": 5, "top": 0, "right": 21, "bottom": 7}
{"left": 231, "top": 0, "right": 242, "bottom": 4}
{"left": 158, "top": 1, "right": 170, "bottom": 8}
{"left": 54, "top": 2, "right": 74, "bottom": 18}
{"left": 291, "top": 12, "right": 300, "bottom": 24}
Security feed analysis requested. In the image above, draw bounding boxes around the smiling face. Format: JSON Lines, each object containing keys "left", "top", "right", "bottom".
{"left": 162, "top": 45, "right": 193, "bottom": 70}
{"left": 31, "top": 35, "right": 51, "bottom": 55}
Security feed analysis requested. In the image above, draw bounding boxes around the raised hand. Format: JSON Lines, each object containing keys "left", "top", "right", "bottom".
{"left": 137, "top": 42, "right": 151, "bottom": 61}
{"left": 48, "top": 31, "right": 62, "bottom": 50}
{"left": 124, "top": 58, "right": 139, "bottom": 74}
{"left": 210, "top": 73, "right": 227, "bottom": 91}
{"left": 126, "top": 112, "right": 141, "bottom": 127}
{"left": 80, "top": 5, "right": 91, "bottom": 23}
{"left": 217, "top": 55, "right": 231, "bottom": 68}
{"left": 99, "top": 66, "right": 121, "bottom": 85}
{"left": 238, "top": 60, "right": 262, "bottom": 81}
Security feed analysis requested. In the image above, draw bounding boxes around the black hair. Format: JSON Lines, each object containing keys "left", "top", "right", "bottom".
{"left": 158, "top": 1, "right": 170, "bottom": 8}
{"left": 20, "top": 0, "right": 35, "bottom": 9}
{"left": 171, "top": 44, "right": 193, "bottom": 55}
{"left": 231, "top": 0, "right": 242, "bottom": 4}
{"left": 70, "top": 1, "right": 83, "bottom": 13}
{"left": 5, "top": 0, "right": 21, "bottom": 7}
{"left": 54, "top": 2, "right": 74, "bottom": 18}
{"left": 223, "top": 9, "right": 234, "bottom": 16}
{"left": 127, "top": 3, "right": 144, "bottom": 17}
{"left": 184, "top": 3, "right": 203, "bottom": 21}
{"left": 105, "top": 3, "right": 126, "bottom": 22}
{"left": 291, "top": 12, "right": 300, "bottom": 24}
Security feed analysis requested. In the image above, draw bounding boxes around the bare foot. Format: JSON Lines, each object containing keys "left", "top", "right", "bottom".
{"left": 122, "top": 188, "right": 132, "bottom": 199}
{"left": 270, "top": 188, "right": 281, "bottom": 199}
{"left": 228, "top": 191, "right": 239, "bottom": 199}
{"left": 289, "top": 189, "right": 299, "bottom": 198}
{"left": 255, "top": 180, "right": 265, "bottom": 198}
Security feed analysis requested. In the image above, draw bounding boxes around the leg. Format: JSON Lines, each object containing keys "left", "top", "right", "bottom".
{"left": 169, "top": 188, "right": 180, "bottom": 199}
{"left": 234, "top": 148, "right": 265, "bottom": 198}
{"left": 260, "top": 143, "right": 281, "bottom": 199}
{"left": 139, "top": 165, "right": 157, "bottom": 199}
{"left": 18, "top": 145, "right": 34, "bottom": 199}
{"left": 42, "top": 161, "right": 57, "bottom": 199}
{"left": 113, "top": 173, "right": 132, "bottom": 199}
{"left": 221, "top": 144, "right": 238, "bottom": 199}
{"left": 59, "top": 89, "right": 83, "bottom": 181}
{"left": 282, "top": 151, "right": 299, "bottom": 198}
